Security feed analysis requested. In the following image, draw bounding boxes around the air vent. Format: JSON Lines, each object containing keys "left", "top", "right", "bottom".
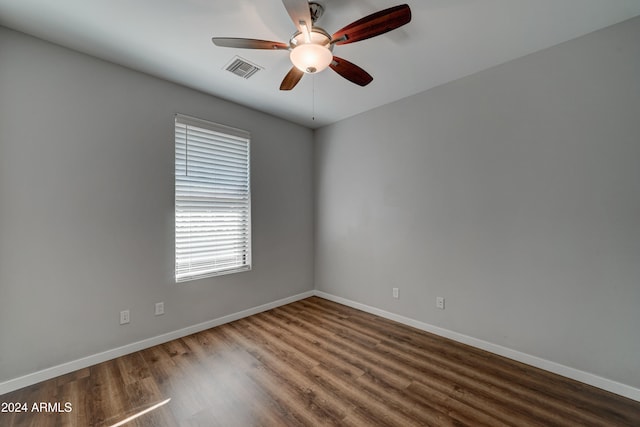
{"left": 224, "top": 56, "right": 262, "bottom": 79}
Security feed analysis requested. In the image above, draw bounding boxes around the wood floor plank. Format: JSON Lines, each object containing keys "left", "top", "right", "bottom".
{"left": 2, "top": 296, "right": 639, "bottom": 426}
{"left": 225, "top": 322, "right": 350, "bottom": 425}
{"left": 272, "top": 306, "right": 417, "bottom": 390}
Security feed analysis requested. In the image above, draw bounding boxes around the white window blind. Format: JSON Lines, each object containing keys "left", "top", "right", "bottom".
{"left": 175, "top": 114, "right": 251, "bottom": 282}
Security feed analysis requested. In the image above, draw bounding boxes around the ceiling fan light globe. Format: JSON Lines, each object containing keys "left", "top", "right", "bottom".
{"left": 290, "top": 44, "right": 333, "bottom": 74}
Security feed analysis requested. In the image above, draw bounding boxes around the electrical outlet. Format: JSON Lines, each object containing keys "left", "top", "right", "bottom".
{"left": 393, "top": 288, "right": 399, "bottom": 299}
{"left": 436, "top": 297, "right": 445, "bottom": 310}
{"left": 155, "top": 302, "right": 165, "bottom": 316}
{"left": 120, "top": 310, "right": 130, "bottom": 324}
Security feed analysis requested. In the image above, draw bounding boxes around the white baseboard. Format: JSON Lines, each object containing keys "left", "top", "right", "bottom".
{"left": 314, "top": 291, "right": 640, "bottom": 402}
{"left": 0, "top": 291, "right": 315, "bottom": 395}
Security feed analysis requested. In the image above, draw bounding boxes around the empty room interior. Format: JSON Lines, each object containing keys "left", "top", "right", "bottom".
{"left": 1, "top": 0, "right": 640, "bottom": 425}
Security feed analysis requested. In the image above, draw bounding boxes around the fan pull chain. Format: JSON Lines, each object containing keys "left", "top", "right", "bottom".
{"left": 312, "top": 75, "right": 315, "bottom": 121}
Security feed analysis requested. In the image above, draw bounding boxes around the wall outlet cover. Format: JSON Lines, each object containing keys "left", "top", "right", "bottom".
{"left": 155, "top": 302, "right": 165, "bottom": 316}
{"left": 120, "top": 310, "right": 130, "bottom": 324}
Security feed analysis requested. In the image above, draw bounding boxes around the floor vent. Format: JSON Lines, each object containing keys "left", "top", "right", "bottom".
{"left": 224, "top": 56, "right": 262, "bottom": 79}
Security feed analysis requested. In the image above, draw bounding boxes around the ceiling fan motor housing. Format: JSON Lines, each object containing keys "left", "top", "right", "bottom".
{"left": 309, "top": 2, "right": 325, "bottom": 24}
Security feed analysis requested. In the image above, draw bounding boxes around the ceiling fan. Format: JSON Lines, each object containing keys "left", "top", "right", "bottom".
{"left": 212, "top": 1, "right": 411, "bottom": 90}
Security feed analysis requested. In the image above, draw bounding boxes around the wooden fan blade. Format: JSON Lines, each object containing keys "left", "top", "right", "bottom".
{"left": 332, "top": 4, "right": 411, "bottom": 45}
{"left": 282, "top": 0, "right": 313, "bottom": 33}
{"left": 330, "top": 56, "right": 373, "bottom": 87}
{"left": 212, "top": 38, "right": 288, "bottom": 50}
{"left": 280, "top": 67, "right": 304, "bottom": 90}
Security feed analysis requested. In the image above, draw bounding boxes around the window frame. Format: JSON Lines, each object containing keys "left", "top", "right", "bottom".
{"left": 174, "top": 114, "right": 252, "bottom": 282}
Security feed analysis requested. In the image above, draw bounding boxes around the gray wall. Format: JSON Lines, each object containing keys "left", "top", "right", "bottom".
{"left": 0, "top": 27, "right": 314, "bottom": 382}
{"left": 315, "top": 16, "right": 640, "bottom": 388}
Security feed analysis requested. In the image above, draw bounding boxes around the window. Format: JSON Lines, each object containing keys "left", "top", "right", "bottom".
{"left": 175, "top": 114, "right": 251, "bottom": 282}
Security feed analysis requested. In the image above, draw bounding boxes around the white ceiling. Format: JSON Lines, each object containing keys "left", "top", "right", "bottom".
{"left": 1, "top": 0, "right": 639, "bottom": 128}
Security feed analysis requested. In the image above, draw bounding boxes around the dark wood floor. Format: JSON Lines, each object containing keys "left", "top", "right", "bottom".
{"left": 1, "top": 297, "right": 639, "bottom": 426}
